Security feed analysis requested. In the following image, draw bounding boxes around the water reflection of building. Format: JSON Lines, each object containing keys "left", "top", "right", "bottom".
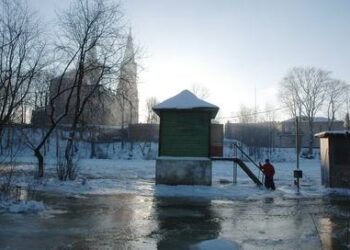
{"left": 319, "top": 198, "right": 350, "bottom": 249}
{"left": 155, "top": 198, "right": 221, "bottom": 249}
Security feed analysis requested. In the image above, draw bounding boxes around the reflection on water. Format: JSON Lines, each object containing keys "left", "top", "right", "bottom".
{"left": 0, "top": 193, "right": 158, "bottom": 250}
{"left": 1, "top": 192, "right": 350, "bottom": 249}
{"left": 154, "top": 198, "right": 221, "bottom": 250}
{"left": 319, "top": 197, "right": 350, "bottom": 249}
{"left": 3, "top": 185, "right": 29, "bottom": 201}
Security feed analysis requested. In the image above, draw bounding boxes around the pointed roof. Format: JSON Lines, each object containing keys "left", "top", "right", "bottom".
{"left": 153, "top": 90, "right": 219, "bottom": 118}
{"left": 123, "top": 29, "right": 135, "bottom": 62}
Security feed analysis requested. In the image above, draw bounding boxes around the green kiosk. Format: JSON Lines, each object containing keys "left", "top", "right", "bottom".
{"left": 153, "top": 90, "right": 219, "bottom": 185}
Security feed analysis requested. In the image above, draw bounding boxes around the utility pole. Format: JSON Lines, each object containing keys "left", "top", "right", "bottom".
{"left": 294, "top": 116, "right": 302, "bottom": 194}
{"left": 233, "top": 143, "right": 237, "bottom": 184}
{"left": 254, "top": 86, "right": 257, "bottom": 123}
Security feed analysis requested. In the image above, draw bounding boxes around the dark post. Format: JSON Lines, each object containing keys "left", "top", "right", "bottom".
{"left": 295, "top": 116, "right": 300, "bottom": 193}
{"left": 233, "top": 144, "right": 237, "bottom": 184}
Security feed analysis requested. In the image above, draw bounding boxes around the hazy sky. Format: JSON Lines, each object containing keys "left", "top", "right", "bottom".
{"left": 30, "top": 0, "right": 350, "bottom": 121}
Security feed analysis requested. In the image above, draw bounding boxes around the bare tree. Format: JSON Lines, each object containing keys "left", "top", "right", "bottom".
{"left": 236, "top": 105, "right": 255, "bottom": 123}
{"left": 262, "top": 103, "right": 277, "bottom": 154}
{"left": 191, "top": 84, "right": 210, "bottom": 100}
{"left": 145, "top": 97, "right": 159, "bottom": 124}
{"left": 0, "top": 0, "right": 45, "bottom": 131}
{"left": 279, "top": 67, "right": 330, "bottom": 155}
{"left": 233, "top": 105, "right": 256, "bottom": 157}
{"left": 324, "top": 80, "right": 348, "bottom": 130}
{"left": 30, "top": 0, "right": 128, "bottom": 178}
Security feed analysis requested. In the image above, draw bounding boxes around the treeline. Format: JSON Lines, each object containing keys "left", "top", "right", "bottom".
{"left": 0, "top": 0, "right": 136, "bottom": 179}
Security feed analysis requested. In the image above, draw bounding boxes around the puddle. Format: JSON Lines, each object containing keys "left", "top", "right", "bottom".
{"left": 0, "top": 191, "right": 350, "bottom": 249}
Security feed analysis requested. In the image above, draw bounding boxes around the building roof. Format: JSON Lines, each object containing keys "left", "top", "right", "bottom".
{"left": 315, "top": 130, "right": 350, "bottom": 138}
{"left": 283, "top": 116, "right": 342, "bottom": 123}
{"left": 152, "top": 90, "right": 219, "bottom": 118}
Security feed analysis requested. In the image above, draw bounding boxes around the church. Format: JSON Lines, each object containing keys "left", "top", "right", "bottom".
{"left": 31, "top": 32, "right": 138, "bottom": 128}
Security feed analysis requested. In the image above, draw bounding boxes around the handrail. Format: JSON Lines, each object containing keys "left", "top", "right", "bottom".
{"left": 211, "top": 157, "right": 263, "bottom": 186}
{"left": 233, "top": 142, "right": 264, "bottom": 174}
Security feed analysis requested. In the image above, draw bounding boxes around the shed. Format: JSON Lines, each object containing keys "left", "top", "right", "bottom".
{"left": 153, "top": 90, "right": 219, "bottom": 185}
{"left": 315, "top": 131, "right": 350, "bottom": 188}
{"left": 210, "top": 123, "right": 224, "bottom": 157}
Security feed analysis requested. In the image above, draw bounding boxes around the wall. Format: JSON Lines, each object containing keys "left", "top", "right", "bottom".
{"left": 156, "top": 157, "right": 212, "bottom": 185}
{"left": 330, "top": 137, "right": 350, "bottom": 188}
{"left": 320, "top": 138, "right": 330, "bottom": 187}
{"left": 159, "top": 111, "right": 210, "bottom": 157}
{"left": 210, "top": 123, "right": 223, "bottom": 157}
{"left": 319, "top": 135, "right": 350, "bottom": 188}
{"left": 128, "top": 123, "right": 159, "bottom": 142}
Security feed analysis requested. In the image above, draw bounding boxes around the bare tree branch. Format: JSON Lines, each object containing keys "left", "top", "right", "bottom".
{"left": 279, "top": 67, "right": 330, "bottom": 155}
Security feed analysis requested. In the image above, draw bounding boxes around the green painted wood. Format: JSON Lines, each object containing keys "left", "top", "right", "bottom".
{"left": 159, "top": 111, "right": 210, "bottom": 157}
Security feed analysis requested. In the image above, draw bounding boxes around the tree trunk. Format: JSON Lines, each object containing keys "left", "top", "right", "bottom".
{"left": 56, "top": 129, "right": 59, "bottom": 158}
{"left": 34, "top": 148, "right": 44, "bottom": 178}
{"left": 308, "top": 131, "right": 314, "bottom": 156}
{"left": 64, "top": 131, "right": 76, "bottom": 180}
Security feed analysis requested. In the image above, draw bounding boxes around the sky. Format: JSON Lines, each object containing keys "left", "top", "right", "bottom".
{"left": 29, "top": 0, "right": 350, "bottom": 122}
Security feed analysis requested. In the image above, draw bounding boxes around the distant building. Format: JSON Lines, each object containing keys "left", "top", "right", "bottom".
{"left": 224, "top": 122, "right": 277, "bottom": 148}
{"left": 31, "top": 32, "right": 138, "bottom": 128}
{"left": 116, "top": 32, "right": 139, "bottom": 127}
{"left": 276, "top": 117, "right": 344, "bottom": 148}
{"left": 224, "top": 116, "right": 344, "bottom": 149}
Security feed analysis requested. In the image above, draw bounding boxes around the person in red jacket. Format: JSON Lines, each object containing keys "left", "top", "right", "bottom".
{"left": 259, "top": 159, "right": 276, "bottom": 190}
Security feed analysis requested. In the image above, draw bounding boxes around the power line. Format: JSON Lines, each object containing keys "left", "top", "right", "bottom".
{"left": 220, "top": 106, "right": 289, "bottom": 120}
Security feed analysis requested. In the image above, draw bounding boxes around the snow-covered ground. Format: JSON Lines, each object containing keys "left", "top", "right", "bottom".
{"left": 2, "top": 139, "right": 348, "bottom": 215}
{"left": 2, "top": 155, "right": 322, "bottom": 196}
{"left": 0, "top": 150, "right": 332, "bottom": 213}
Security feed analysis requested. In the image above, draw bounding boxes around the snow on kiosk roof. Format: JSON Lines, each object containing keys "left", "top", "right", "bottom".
{"left": 315, "top": 130, "right": 350, "bottom": 138}
{"left": 153, "top": 90, "right": 219, "bottom": 118}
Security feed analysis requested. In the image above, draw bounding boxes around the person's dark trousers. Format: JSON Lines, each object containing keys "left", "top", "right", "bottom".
{"left": 264, "top": 176, "right": 276, "bottom": 190}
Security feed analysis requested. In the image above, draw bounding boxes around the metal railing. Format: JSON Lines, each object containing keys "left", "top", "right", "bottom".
{"left": 233, "top": 142, "right": 264, "bottom": 182}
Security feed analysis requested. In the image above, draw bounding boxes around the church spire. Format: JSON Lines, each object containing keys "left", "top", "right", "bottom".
{"left": 117, "top": 27, "right": 138, "bottom": 126}
{"left": 123, "top": 28, "right": 135, "bottom": 63}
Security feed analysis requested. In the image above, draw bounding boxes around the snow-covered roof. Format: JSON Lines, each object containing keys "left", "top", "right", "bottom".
{"left": 315, "top": 130, "right": 350, "bottom": 138}
{"left": 153, "top": 90, "right": 219, "bottom": 117}
{"left": 282, "top": 116, "right": 345, "bottom": 123}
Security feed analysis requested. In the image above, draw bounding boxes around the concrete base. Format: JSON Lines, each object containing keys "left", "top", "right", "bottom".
{"left": 155, "top": 157, "right": 212, "bottom": 185}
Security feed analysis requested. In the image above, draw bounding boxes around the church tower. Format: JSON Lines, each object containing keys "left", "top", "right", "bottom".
{"left": 117, "top": 30, "right": 139, "bottom": 127}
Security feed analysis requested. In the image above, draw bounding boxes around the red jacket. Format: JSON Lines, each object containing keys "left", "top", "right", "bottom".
{"left": 260, "top": 163, "right": 275, "bottom": 178}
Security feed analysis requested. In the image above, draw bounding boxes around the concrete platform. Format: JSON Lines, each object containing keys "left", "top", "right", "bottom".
{"left": 155, "top": 157, "right": 212, "bottom": 185}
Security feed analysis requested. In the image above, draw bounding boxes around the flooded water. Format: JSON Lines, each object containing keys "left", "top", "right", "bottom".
{"left": 0, "top": 192, "right": 350, "bottom": 249}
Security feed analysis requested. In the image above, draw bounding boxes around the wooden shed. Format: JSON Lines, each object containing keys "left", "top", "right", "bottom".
{"left": 315, "top": 131, "right": 350, "bottom": 188}
{"left": 153, "top": 90, "right": 219, "bottom": 185}
{"left": 210, "top": 123, "right": 224, "bottom": 157}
